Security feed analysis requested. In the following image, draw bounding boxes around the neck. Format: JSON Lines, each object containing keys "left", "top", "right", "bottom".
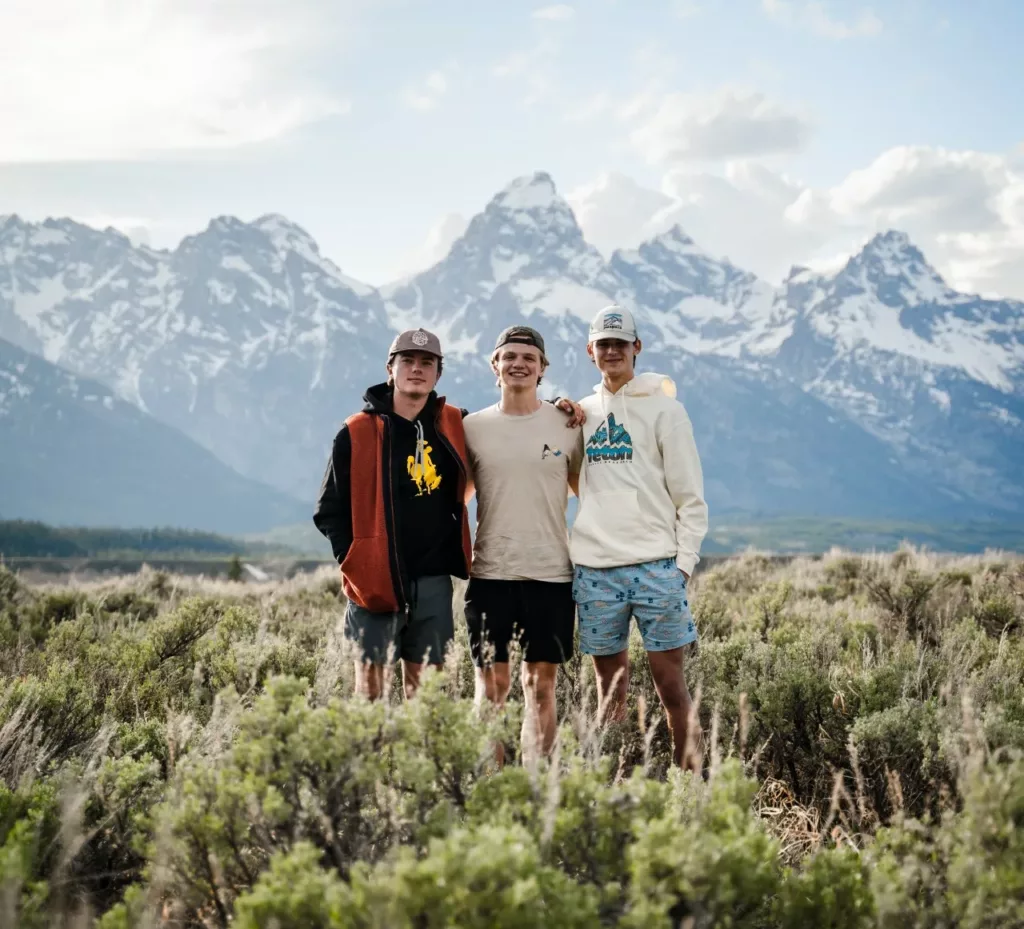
{"left": 602, "top": 370, "right": 634, "bottom": 395}
{"left": 498, "top": 388, "right": 542, "bottom": 415}
{"left": 392, "top": 389, "right": 429, "bottom": 421}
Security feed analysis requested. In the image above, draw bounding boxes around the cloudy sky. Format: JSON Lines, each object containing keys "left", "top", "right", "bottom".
{"left": 2, "top": 0, "right": 1023, "bottom": 298}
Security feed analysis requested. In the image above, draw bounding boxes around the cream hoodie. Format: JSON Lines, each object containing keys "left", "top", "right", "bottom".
{"left": 569, "top": 372, "right": 708, "bottom": 576}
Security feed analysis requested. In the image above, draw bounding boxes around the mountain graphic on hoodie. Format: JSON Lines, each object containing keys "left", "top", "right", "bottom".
{"left": 586, "top": 413, "right": 633, "bottom": 463}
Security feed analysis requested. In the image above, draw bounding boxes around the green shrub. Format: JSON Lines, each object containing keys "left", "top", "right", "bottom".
{"left": 360, "top": 823, "right": 600, "bottom": 929}
{"left": 850, "top": 700, "right": 949, "bottom": 820}
{"left": 947, "top": 752, "right": 1024, "bottom": 928}
{"left": 623, "top": 761, "right": 780, "bottom": 928}
{"left": 775, "top": 846, "right": 875, "bottom": 929}
{"left": 0, "top": 552, "right": 1022, "bottom": 927}
{"left": 0, "top": 780, "right": 61, "bottom": 928}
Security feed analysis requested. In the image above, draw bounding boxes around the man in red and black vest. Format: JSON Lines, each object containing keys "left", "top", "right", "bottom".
{"left": 314, "top": 328, "right": 472, "bottom": 700}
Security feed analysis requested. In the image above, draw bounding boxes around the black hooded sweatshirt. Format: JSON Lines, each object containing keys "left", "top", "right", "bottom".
{"left": 313, "top": 382, "right": 465, "bottom": 582}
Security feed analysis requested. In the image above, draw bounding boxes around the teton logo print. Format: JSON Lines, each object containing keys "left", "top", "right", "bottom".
{"left": 585, "top": 413, "right": 633, "bottom": 463}
{"left": 542, "top": 444, "right": 563, "bottom": 459}
{"left": 603, "top": 312, "right": 623, "bottom": 330}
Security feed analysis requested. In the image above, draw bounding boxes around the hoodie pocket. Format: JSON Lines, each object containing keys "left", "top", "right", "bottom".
{"left": 573, "top": 489, "right": 645, "bottom": 551}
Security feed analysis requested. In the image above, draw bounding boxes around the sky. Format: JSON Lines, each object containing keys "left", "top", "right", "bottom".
{"left": 2, "top": 0, "right": 1024, "bottom": 298}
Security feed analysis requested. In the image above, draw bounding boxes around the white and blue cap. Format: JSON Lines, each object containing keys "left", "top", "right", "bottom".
{"left": 588, "top": 304, "right": 637, "bottom": 344}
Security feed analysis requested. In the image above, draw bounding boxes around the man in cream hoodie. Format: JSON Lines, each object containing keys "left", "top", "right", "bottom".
{"left": 569, "top": 304, "right": 708, "bottom": 771}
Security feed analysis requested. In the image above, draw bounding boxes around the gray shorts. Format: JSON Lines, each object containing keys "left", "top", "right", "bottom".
{"left": 344, "top": 575, "right": 455, "bottom": 665}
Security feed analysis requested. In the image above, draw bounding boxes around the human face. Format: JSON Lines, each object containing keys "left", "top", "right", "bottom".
{"left": 493, "top": 343, "right": 544, "bottom": 391}
{"left": 389, "top": 351, "right": 440, "bottom": 396}
{"left": 588, "top": 338, "right": 639, "bottom": 383}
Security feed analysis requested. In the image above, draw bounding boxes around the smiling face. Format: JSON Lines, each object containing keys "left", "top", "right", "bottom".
{"left": 492, "top": 343, "right": 545, "bottom": 391}
{"left": 587, "top": 337, "right": 640, "bottom": 383}
{"left": 388, "top": 350, "right": 440, "bottom": 398}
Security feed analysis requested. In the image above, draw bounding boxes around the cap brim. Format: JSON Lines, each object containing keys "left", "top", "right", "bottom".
{"left": 588, "top": 330, "right": 637, "bottom": 343}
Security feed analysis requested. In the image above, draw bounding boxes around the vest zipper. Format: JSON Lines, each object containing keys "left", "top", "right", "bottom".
{"left": 433, "top": 401, "right": 470, "bottom": 577}
{"left": 382, "top": 416, "right": 408, "bottom": 612}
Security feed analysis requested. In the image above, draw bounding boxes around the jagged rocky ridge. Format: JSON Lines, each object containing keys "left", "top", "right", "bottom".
{"left": 1, "top": 172, "right": 1022, "bottom": 528}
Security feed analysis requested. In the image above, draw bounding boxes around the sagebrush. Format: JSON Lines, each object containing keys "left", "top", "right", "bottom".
{"left": 1, "top": 547, "right": 1022, "bottom": 927}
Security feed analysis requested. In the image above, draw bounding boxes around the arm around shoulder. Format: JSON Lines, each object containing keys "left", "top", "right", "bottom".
{"left": 313, "top": 426, "right": 354, "bottom": 565}
{"left": 661, "top": 404, "right": 708, "bottom": 577}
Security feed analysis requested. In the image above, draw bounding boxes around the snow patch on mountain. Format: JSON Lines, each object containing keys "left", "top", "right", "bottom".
{"left": 494, "top": 172, "right": 561, "bottom": 212}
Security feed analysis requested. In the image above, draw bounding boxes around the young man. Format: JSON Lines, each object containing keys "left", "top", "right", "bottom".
{"left": 462, "top": 325, "right": 583, "bottom": 764}
{"left": 313, "top": 328, "right": 472, "bottom": 701}
{"left": 569, "top": 305, "right": 708, "bottom": 771}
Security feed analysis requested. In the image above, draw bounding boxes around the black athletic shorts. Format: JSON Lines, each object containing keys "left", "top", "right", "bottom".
{"left": 463, "top": 577, "right": 576, "bottom": 666}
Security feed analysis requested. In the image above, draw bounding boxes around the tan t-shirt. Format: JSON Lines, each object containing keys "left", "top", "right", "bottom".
{"left": 464, "top": 402, "right": 583, "bottom": 582}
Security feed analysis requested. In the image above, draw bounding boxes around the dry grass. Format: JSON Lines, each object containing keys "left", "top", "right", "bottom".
{"left": 1, "top": 548, "right": 1022, "bottom": 927}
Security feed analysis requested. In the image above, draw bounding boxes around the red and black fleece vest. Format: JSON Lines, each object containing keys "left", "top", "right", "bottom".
{"left": 340, "top": 398, "right": 471, "bottom": 613}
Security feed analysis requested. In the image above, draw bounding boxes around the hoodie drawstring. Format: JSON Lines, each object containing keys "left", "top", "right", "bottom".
{"left": 414, "top": 419, "right": 425, "bottom": 478}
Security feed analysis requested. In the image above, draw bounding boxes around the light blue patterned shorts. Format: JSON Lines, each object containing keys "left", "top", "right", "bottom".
{"left": 572, "top": 558, "right": 698, "bottom": 656}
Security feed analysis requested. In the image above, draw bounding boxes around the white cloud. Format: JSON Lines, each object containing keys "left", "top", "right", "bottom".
{"left": 72, "top": 215, "right": 156, "bottom": 247}
{"left": 762, "top": 0, "right": 883, "bottom": 38}
{"left": 566, "top": 92, "right": 614, "bottom": 122}
{"left": 493, "top": 36, "right": 559, "bottom": 107}
{"left": 820, "top": 146, "right": 1024, "bottom": 297}
{"left": 566, "top": 172, "right": 674, "bottom": 254}
{"left": 387, "top": 212, "right": 469, "bottom": 281}
{"left": 0, "top": 0, "right": 348, "bottom": 163}
{"left": 569, "top": 146, "right": 1024, "bottom": 300}
{"left": 403, "top": 67, "right": 456, "bottom": 111}
{"left": 531, "top": 4, "right": 575, "bottom": 21}
{"left": 629, "top": 87, "right": 812, "bottom": 163}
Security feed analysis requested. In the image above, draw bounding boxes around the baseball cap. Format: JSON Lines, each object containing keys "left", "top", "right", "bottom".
{"left": 493, "top": 324, "right": 547, "bottom": 361}
{"left": 588, "top": 305, "right": 637, "bottom": 344}
{"left": 388, "top": 327, "right": 443, "bottom": 359}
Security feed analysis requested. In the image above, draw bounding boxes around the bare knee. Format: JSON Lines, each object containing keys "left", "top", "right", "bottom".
{"left": 522, "top": 662, "right": 557, "bottom": 706}
{"left": 593, "top": 652, "right": 629, "bottom": 697}
{"left": 356, "top": 662, "right": 384, "bottom": 701}
{"left": 403, "top": 660, "right": 439, "bottom": 700}
{"left": 475, "top": 662, "right": 511, "bottom": 706}
{"left": 647, "top": 649, "right": 690, "bottom": 712}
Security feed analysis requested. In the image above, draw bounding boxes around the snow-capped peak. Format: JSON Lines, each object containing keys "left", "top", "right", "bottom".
{"left": 451, "top": 170, "right": 590, "bottom": 261}
{"left": 784, "top": 265, "right": 816, "bottom": 284}
{"left": 840, "top": 229, "right": 951, "bottom": 306}
{"left": 492, "top": 171, "right": 561, "bottom": 212}
{"left": 253, "top": 213, "right": 318, "bottom": 245}
{"left": 645, "top": 224, "right": 704, "bottom": 257}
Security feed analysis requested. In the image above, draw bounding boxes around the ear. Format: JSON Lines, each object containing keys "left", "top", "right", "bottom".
{"left": 633, "top": 339, "right": 642, "bottom": 356}
{"left": 586, "top": 343, "right": 595, "bottom": 362}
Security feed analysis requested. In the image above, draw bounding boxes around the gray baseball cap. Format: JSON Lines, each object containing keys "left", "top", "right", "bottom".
{"left": 388, "top": 327, "right": 443, "bottom": 359}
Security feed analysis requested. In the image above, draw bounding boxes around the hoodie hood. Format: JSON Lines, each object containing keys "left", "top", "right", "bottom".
{"left": 592, "top": 372, "right": 678, "bottom": 400}
{"left": 362, "top": 382, "right": 441, "bottom": 416}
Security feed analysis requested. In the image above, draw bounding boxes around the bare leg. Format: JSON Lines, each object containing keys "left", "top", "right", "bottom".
{"left": 521, "top": 661, "right": 559, "bottom": 760}
{"left": 401, "top": 660, "right": 444, "bottom": 700}
{"left": 591, "top": 650, "right": 629, "bottom": 726}
{"left": 355, "top": 661, "right": 385, "bottom": 701}
{"left": 474, "top": 662, "right": 512, "bottom": 766}
{"left": 646, "top": 647, "right": 699, "bottom": 771}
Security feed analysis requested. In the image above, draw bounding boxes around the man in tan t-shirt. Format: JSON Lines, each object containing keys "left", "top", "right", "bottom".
{"left": 463, "top": 325, "right": 583, "bottom": 763}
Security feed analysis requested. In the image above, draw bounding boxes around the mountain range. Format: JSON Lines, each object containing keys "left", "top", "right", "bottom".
{"left": 0, "top": 335, "right": 307, "bottom": 532}
{"left": 1, "top": 172, "right": 1022, "bottom": 534}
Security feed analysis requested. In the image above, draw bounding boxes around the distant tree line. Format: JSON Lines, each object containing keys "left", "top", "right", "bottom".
{"left": 0, "top": 519, "right": 255, "bottom": 558}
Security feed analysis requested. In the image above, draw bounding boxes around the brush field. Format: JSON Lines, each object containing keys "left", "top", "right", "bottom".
{"left": 1, "top": 548, "right": 1023, "bottom": 928}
